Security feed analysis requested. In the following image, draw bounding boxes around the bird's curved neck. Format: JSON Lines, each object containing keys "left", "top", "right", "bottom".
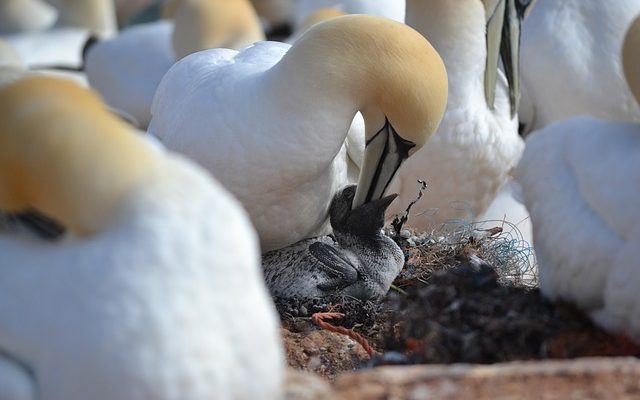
{"left": 263, "top": 40, "right": 394, "bottom": 157}
{"left": 406, "top": 0, "right": 487, "bottom": 100}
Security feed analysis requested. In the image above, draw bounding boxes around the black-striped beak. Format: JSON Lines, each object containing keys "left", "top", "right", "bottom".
{"left": 484, "top": 0, "right": 537, "bottom": 118}
{"left": 352, "top": 118, "right": 415, "bottom": 209}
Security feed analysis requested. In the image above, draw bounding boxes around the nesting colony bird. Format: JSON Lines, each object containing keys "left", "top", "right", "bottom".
{"left": 86, "top": 0, "right": 264, "bottom": 128}
{"left": 250, "top": 0, "right": 296, "bottom": 34}
{"left": 149, "top": 15, "right": 448, "bottom": 252}
{"left": 286, "top": 8, "right": 346, "bottom": 43}
{"left": 113, "top": 0, "right": 156, "bottom": 26}
{"left": 1, "top": 0, "right": 116, "bottom": 87}
{"left": 294, "top": 0, "right": 405, "bottom": 28}
{"left": 264, "top": 185, "right": 403, "bottom": 300}
{"left": 0, "top": 76, "right": 284, "bottom": 399}
{"left": 44, "top": 0, "right": 118, "bottom": 37}
{"left": 0, "top": 0, "right": 56, "bottom": 35}
{"left": 386, "top": 0, "right": 532, "bottom": 230}
{"left": 515, "top": 14, "right": 640, "bottom": 342}
{"left": 519, "top": 0, "right": 640, "bottom": 135}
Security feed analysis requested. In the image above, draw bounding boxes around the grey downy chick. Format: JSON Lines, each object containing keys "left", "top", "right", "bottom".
{"left": 263, "top": 185, "right": 404, "bottom": 301}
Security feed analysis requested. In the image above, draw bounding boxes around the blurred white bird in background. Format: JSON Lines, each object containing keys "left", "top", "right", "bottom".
{"left": 86, "top": 0, "right": 264, "bottom": 128}
{"left": 519, "top": 0, "right": 640, "bottom": 135}
{"left": 516, "top": 14, "right": 640, "bottom": 342}
{"left": 294, "top": 0, "right": 405, "bottom": 28}
{"left": 387, "top": 0, "right": 533, "bottom": 235}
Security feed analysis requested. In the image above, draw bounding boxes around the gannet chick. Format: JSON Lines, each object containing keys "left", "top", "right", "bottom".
{"left": 150, "top": 15, "right": 448, "bottom": 252}
{"left": 515, "top": 14, "right": 640, "bottom": 342}
{"left": 86, "top": 0, "right": 264, "bottom": 128}
{"left": 263, "top": 185, "right": 403, "bottom": 300}
{"left": 0, "top": 76, "right": 284, "bottom": 399}
{"left": 519, "top": 0, "right": 640, "bottom": 134}
{"left": 387, "top": 0, "right": 533, "bottom": 229}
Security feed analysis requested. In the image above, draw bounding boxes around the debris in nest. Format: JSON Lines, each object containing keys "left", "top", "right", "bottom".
{"left": 391, "top": 179, "right": 428, "bottom": 236}
{"left": 275, "top": 221, "right": 638, "bottom": 379}
{"left": 312, "top": 312, "right": 377, "bottom": 358}
{"left": 390, "top": 218, "right": 537, "bottom": 288}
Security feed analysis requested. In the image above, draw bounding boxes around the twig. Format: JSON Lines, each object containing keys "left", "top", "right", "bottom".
{"left": 391, "top": 180, "right": 428, "bottom": 236}
{"left": 311, "top": 312, "right": 377, "bottom": 357}
{"left": 390, "top": 284, "right": 408, "bottom": 296}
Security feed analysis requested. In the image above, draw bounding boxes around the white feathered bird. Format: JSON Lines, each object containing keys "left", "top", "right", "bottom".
{"left": 519, "top": 0, "right": 640, "bottom": 134}
{"left": 149, "top": 15, "right": 448, "bottom": 252}
{"left": 515, "top": 15, "right": 640, "bottom": 342}
{"left": 387, "top": 0, "right": 533, "bottom": 229}
{"left": 0, "top": 76, "right": 284, "bottom": 399}
{"left": 86, "top": 0, "right": 264, "bottom": 128}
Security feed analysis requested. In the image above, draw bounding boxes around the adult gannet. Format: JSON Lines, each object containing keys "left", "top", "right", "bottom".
{"left": 519, "top": 0, "right": 640, "bottom": 134}
{"left": 386, "top": 0, "right": 532, "bottom": 229}
{"left": 250, "top": 0, "right": 296, "bottom": 34}
{"left": 46, "top": 0, "right": 118, "bottom": 37}
{"left": 515, "top": 15, "right": 640, "bottom": 342}
{"left": 294, "top": 0, "right": 405, "bottom": 28}
{"left": 149, "top": 15, "right": 448, "bottom": 252}
{"left": 86, "top": 0, "right": 264, "bottom": 128}
{"left": 0, "top": 76, "right": 284, "bottom": 399}
{"left": 113, "top": 0, "right": 155, "bottom": 26}
{"left": 286, "top": 8, "right": 346, "bottom": 43}
{"left": 264, "top": 185, "right": 403, "bottom": 300}
{"left": 0, "top": 0, "right": 56, "bottom": 35}
{"left": 3, "top": 0, "right": 116, "bottom": 70}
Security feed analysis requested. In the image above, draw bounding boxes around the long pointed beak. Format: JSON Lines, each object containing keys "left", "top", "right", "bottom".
{"left": 484, "top": 0, "right": 506, "bottom": 112}
{"left": 484, "top": 0, "right": 536, "bottom": 118}
{"left": 352, "top": 119, "right": 415, "bottom": 209}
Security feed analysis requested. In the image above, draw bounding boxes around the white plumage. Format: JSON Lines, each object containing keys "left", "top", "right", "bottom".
{"left": 515, "top": 15, "right": 640, "bottom": 341}
{"left": 149, "top": 15, "right": 448, "bottom": 252}
{"left": 86, "top": 20, "right": 175, "bottom": 128}
{"left": 0, "top": 39, "right": 22, "bottom": 68}
{"left": 294, "top": 0, "right": 405, "bottom": 27}
{"left": 0, "top": 76, "right": 284, "bottom": 399}
{"left": 388, "top": 0, "right": 523, "bottom": 228}
{"left": 519, "top": 0, "right": 640, "bottom": 134}
{"left": 516, "top": 118, "right": 640, "bottom": 338}
{"left": 86, "top": 0, "right": 265, "bottom": 129}
{"left": 0, "top": 0, "right": 56, "bottom": 35}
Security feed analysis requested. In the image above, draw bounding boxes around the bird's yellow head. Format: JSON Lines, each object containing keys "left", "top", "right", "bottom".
{"left": 623, "top": 15, "right": 640, "bottom": 106}
{"left": 285, "top": 15, "right": 448, "bottom": 206}
{"left": 0, "top": 76, "right": 157, "bottom": 235}
{"left": 172, "top": 0, "right": 265, "bottom": 60}
{"left": 293, "top": 15, "right": 448, "bottom": 149}
{"left": 295, "top": 8, "right": 346, "bottom": 34}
